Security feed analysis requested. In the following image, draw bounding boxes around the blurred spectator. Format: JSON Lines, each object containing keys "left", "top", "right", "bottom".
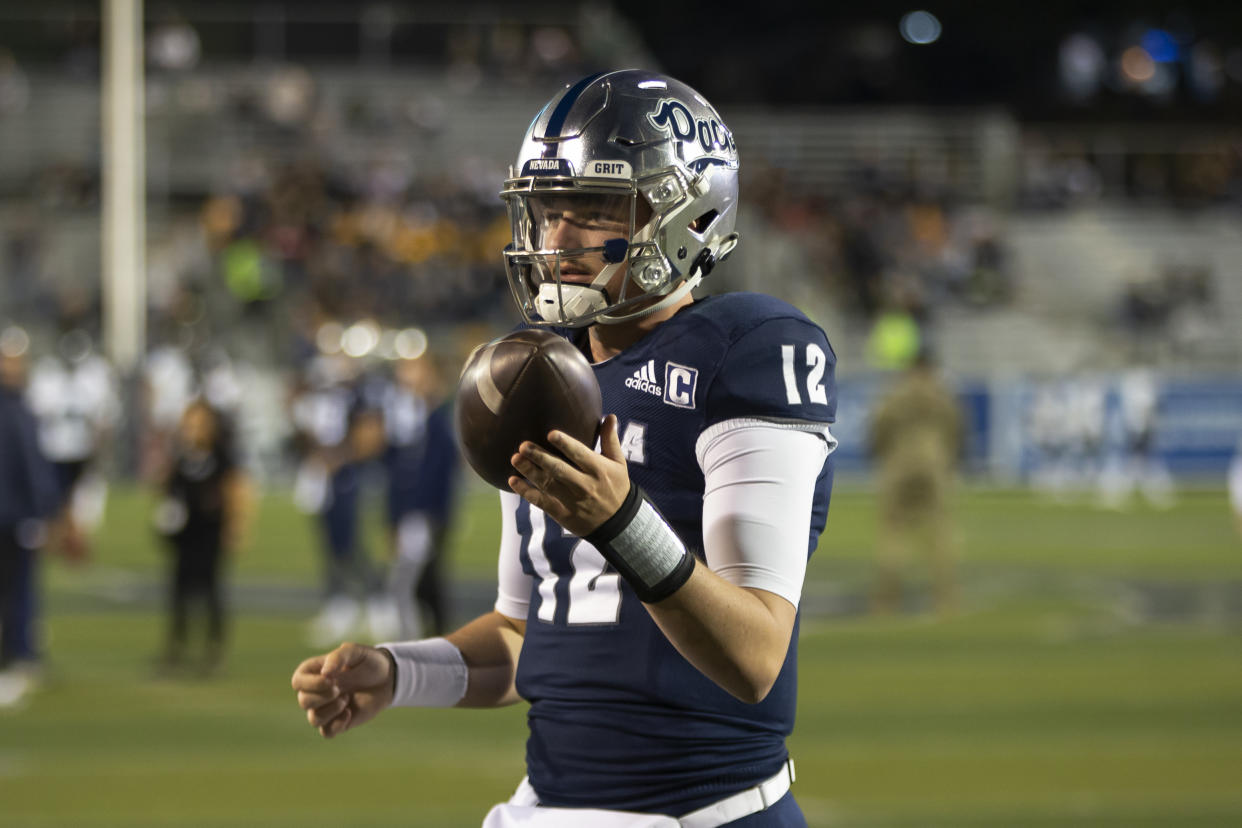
{"left": 1028, "top": 379, "right": 1074, "bottom": 496}
{"left": 290, "top": 352, "right": 388, "bottom": 645}
{"left": 868, "top": 350, "right": 963, "bottom": 615}
{"left": 1120, "top": 273, "right": 1174, "bottom": 336}
{"left": 865, "top": 285, "right": 924, "bottom": 372}
{"left": 141, "top": 341, "right": 196, "bottom": 482}
{"left": 381, "top": 351, "right": 460, "bottom": 639}
{"left": 152, "top": 398, "right": 253, "bottom": 676}
{"left": 1028, "top": 374, "right": 1108, "bottom": 500}
{"left": 1098, "top": 369, "right": 1175, "bottom": 510}
{"left": 838, "top": 195, "right": 886, "bottom": 316}
{"left": 949, "top": 209, "right": 1013, "bottom": 307}
{"left": 1070, "top": 373, "right": 1108, "bottom": 497}
{"left": 25, "top": 329, "right": 121, "bottom": 562}
{"left": 0, "top": 327, "right": 60, "bottom": 706}
{"left": 1119, "top": 262, "right": 1217, "bottom": 362}
{"left": 3, "top": 211, "right": 43, "bottom": 320}
{"left": 1019, "top": 139, "right": 1103, "bottom": 208}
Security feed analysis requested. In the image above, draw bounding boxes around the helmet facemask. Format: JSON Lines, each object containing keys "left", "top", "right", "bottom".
{"left": 503, "top": 179, "right": 685, "bottom": 327}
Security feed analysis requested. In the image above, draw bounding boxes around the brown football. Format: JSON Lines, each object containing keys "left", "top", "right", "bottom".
{"left": 455, "top": 329, "right": 603, "bottom": 490}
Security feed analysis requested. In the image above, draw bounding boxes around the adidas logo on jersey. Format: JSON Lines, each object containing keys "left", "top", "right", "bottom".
{"left": 624, "top": 360, "right": 663, "bottom": 396}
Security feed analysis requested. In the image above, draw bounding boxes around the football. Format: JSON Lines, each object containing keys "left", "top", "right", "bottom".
{"left": 455, "top": 329, "right": 603, "bottom": 489}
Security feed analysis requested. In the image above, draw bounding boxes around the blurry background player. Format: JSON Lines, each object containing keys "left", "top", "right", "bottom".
{"left": 1028, "top": 373, "right": 1107, "bottom": 502}
{"left": 290, "top": 351, "right": 389, "bottom": 645}
{"left": 1098, "top": 367, "right": 1175, "bottom": 510}
{"left": 141, "top": 337, "right": 197, "bottom": 483}
{"left": 293, "top": 70, "right": 837, "bottom": 826}
{"left": 0, "top": 326, "right": 60, "bottom": 706}
{"left": 26, "top": 327, "right": 121, "bottom": 562}
{"left": 153, "top": 397, "right": 253, "bottom": 675}
{"left": 868, "top": 349, "right": 963, "bottom": 616}
{"left": 381, "top": 350, "right": 460, "bottom": 639}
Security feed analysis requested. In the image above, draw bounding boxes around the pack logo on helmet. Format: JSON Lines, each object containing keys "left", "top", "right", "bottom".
{"left": 647, "top": 98, "right": 736, "bottom": 159}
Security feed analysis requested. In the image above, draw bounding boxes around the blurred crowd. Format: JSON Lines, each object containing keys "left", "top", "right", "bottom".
{"left": 194, "top": 158, "right": 513, "bottom": 352}
{"left": 1019, "top": 135, "right": 1242, "bottom": 210}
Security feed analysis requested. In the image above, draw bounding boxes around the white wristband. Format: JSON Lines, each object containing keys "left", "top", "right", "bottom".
{"left": 378, "top": 637, "right": 468, "bottom": 708}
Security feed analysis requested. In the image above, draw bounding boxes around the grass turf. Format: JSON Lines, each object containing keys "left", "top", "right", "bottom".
{"left": 2, "top": 485, "right": 1240, "bottom": 826}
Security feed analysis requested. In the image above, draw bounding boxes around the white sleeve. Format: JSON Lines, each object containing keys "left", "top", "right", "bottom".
{"left": 493, "top": 490, "right": 532, "bottom": 621}
{"left": 696, "top": 418, "right": 836, "bottom": 608}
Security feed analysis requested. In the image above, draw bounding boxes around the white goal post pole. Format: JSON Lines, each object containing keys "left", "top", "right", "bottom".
{"left": 102, "top": 0, "right": 146, "bottom": 372}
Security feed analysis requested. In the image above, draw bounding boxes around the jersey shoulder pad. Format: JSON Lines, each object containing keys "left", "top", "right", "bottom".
{"left": 696, "top": 293, "right": 837, "bottom": 426}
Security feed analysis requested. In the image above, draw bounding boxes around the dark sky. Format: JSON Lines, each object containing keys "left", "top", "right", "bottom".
{"left": 4, "top": 1, "right": 1241, "bottom": 119}
{"left": 617, "top": 1, "right": 1242, "bottom": 118}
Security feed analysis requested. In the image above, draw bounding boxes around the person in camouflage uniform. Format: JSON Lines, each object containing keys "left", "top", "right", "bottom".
{"left": 868, "top": 350, "right": 963, "bottom": 615}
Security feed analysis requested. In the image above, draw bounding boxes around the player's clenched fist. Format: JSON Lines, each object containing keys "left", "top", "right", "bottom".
{"left": 291, "top": 642, "right": 395, "bottom": 738}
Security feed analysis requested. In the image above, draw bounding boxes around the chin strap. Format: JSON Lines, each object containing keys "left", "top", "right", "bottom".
{"left": 597, "top": 229, "right": 730, "bottom": 325}
{"left": 597, "top": 273, "right": 701, "bottom": 325}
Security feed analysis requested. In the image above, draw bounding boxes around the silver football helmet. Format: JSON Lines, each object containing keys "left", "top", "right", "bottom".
{"left": 500, "top": 70, "right": 741, "bottom": 327}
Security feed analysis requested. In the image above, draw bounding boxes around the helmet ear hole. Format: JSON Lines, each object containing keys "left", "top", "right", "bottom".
{"left": 690, "top": 209, "right": 719, "bottom": 234}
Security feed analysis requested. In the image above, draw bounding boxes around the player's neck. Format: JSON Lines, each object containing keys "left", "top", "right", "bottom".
{"left": 587, "top": 293, "right": 693, "bottom": 363}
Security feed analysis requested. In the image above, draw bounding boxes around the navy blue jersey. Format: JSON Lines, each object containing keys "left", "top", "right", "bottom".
{"left": 385, "top": 396, "right": 460, "bottom": 524}
{"left": 0, "top": 386, "right": 60, "bottom": 528}
{"left": 505, "top": 293, "right": 836, "bottom": 815}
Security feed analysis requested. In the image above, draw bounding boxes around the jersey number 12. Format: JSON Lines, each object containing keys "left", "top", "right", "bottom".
{"left": 781, "top": 343, "right": 828, "bottom": 405}
{"left": 528, "top": 509, "right": 623, "bottom": 626}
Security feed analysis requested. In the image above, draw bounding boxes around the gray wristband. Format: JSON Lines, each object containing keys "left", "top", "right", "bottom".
{"left": 377, "top": 637, "right": 468, "bottom": 708}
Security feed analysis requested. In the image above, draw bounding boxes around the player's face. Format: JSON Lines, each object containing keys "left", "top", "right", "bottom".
{"left": 180, "top": 402, "right": 216, "bottom": 449}
{"left": 395, "top": 356, "right": 436, "bottom": 396}
{"left": 530, "top": 193, "right": 630, "bottom": 278}
{"left": 527, "top": 193, "right": 652, "bottom": 297}
{"left": 0, "top": 353, "right": 26, "bottom": 389}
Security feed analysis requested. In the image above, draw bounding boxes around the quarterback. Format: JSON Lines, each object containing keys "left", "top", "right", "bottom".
{"left": 292, "top": 70, "right": 837, "bottom": 827}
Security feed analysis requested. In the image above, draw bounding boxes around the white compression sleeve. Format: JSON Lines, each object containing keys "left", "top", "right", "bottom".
{"left": 493, "top": 491, "right": 532, "bottom": 621}
{"left": 378, "top": 637, "right": 468, "bottom": 708}
{"left": 696, "top": 418, "right": 836, "bottom": 608}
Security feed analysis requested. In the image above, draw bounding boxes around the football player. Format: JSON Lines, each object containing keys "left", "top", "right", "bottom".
{"left": 292, "top": 70, "right": 837, "bottom": 827}
{"left": 381, "top": 351, "right": 459, "bottom": 639}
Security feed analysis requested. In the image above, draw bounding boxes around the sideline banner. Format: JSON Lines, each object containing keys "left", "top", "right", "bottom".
{"left": 833, "top": 373, "right": 1242, "bottom": 482}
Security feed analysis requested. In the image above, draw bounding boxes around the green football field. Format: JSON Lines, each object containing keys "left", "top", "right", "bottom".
{"left": 2, "top": 484, "right": 1241, "bottom": 827}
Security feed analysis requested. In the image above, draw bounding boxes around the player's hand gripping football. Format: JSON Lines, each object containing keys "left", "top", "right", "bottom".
{"left": 509, "top": 413, "right": 629, "bottom": 537}
{"left": 291, "top": 642, "right": 394, "bottom": 739}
